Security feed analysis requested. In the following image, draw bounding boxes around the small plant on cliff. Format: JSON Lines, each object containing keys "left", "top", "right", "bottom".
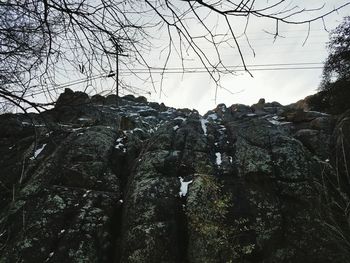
{"left": 317, "top": 126, "right": 350, "bottom": 260}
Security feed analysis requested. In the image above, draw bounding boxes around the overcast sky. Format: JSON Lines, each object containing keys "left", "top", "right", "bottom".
{"left": 139, "top": 1, "right": 350, "bottom": 114}
{"left": 30, "top": 1, "right": 350, "bottom": 115}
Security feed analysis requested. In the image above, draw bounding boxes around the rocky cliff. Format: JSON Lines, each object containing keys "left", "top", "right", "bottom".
{"left": 0, "top": 89, "right": 349, "bottom": 262}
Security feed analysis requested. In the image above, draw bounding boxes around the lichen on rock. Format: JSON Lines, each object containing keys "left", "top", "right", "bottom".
{"left": 0, "top": 90, "right": 348, "bottom": 262}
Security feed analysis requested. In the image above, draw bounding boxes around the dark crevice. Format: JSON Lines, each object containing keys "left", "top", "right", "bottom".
{"left": 108, "top": 134, "right": 143, "bottom": 262}
{"left": 108, "top": 150, "right": 128, "bottom": 263}
{"left": 175, "top": 199, "right": 190, "bottom": 263}
{"left": 108, "top": 203, "right": 123, "bottom": 263}
{"left": 175, "top": 126, "right": 197, "bottom": 263}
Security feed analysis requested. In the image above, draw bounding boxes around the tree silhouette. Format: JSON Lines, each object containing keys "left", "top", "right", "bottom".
{"left": 307, "top": 16, "right": 350, "bottom": 114}
{"left": 1, "top": 0, "right": 350, "bottom": 112}
{"left": 322, "top": 16, "right": 350, "bottom": 87}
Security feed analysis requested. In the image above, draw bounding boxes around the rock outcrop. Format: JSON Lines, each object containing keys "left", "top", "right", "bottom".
{"left": 0, "top": 89, "right": 348, "bottom": 262}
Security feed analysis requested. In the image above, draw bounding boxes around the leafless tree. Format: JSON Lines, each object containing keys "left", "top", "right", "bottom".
{"left": 1, "top": 0, "right": 350, "bottom": 112}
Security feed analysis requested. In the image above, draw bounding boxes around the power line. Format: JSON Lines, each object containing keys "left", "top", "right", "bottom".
{"left": 129, "top": 62, "right": 324, "bottom": 71}
{"left": 124, "top": 66, "right": 323, "bottom": 74}
{"left": 26, "top": 62, "right": 325, "bottom": 98}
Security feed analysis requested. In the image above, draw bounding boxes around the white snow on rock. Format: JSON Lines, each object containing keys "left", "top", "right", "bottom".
{"left": 115, "top": 137, "right": 126, "bottom": 151}
{"left": 127, "top": 113, "right": 139, "bottom": 117}
{"left": 229, "top": 156, "right": 233, "bottom": 164}
{"left": 215, "top": 152, "right": 222, "bottom": 166}
{"left": 267, "top": 115, "right": 290, "bottom": 126}
{"left": 163, "top": 108, "right": 176, "bottom": 115}
{"left": 72, "top": 127, "right": 84, "bottom": 132}
{"left": 30, "top": 144, "right": 47, "bottom": 160}
{"left": 268, "top": 119, "right": 280, "bottom": 125}
{"left": 173, "top": 125, "right": 179, "bottom": 131}
{"left": 179, "top": 177, "right": 193, "bottom": 197}
{"left": 200, "top": 118, "right": 209, "bottom": 136}
{"left": 174, "top": 117, "right": 186, "bottom": 121}
{"left": 83, "top": 190, "right": 92, "bottom": 198}
{"left": 115, "top": 142, "right": 124, "bottom": 149}
{"left": 307, "top": 110, "right": 329, "bottom": 116}
{"left": 45, "top": 252, "right": 54, "bottom": 262}
{"left": 268, "top": 119, "right": 291, "bottom": 126}
{"left": 207, "top": 113, "right": 218, "bottom": 120}
{"left": 246, "top": 113, "right": 256, "bottom": 117}
{"left": 21, "top": 121, "right": 32, "bottom": 126}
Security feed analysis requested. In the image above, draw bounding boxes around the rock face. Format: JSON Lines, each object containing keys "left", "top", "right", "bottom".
{"left": 0, "top": 89, "right": 348, "bottom": 262}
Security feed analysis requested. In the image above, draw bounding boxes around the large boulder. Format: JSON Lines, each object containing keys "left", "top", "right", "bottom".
{"left": 55, "top": 88, "right": 90, "bottom": 108}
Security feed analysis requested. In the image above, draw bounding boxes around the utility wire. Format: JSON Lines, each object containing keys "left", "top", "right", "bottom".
{"left": 126, "top": 66, "right": 324, "bottom": 74}
{"left": 127, "top": 62, "right": 324, "bottom": 71}
{"left": 25, "top": 62, "right": 325, "bottom": 98}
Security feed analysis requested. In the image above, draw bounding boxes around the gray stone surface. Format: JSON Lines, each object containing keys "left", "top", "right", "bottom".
{"left": 0, "top": 89, "right": 348, "bottom": 262}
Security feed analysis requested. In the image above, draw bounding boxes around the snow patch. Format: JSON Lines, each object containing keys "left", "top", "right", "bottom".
{"left": 45, "top": 252, "right": 54, "bottom": 262}
{"left": 173, "top": 125, "right": 179, "bottom": 131}
{"left": 229, "top": 156, "right": 233, "bottom": 164}
{"left": 268, "top": 119, "right": 280, "bottom": 125}
{"left": 115, "top": 142, "right": 124, "bottom": 149}
{"left": 115, "top": 137, "right": 127, "bottom": 152}
{"left": 268, "top": 119, "right": 291, "bottom": 126}
{"left": 21, "top": 121, "right": 32, "bottom": 126}
{"left": 30, "top": 144, "right": 47, "bottom": 160}
{"left": 215, "top": 152, "right": 222, "bottom": 166}
{"left": 145, "top": 116, "right": 156, "bottom": 120}
{"left": 218, "top": 125, "right": 226, "bottom": 132}
{"left": 307, "top": 110, "right": 329, "bottom": 116}
{"left": 179, "top": 177, "right": 193, "bottom": 197}
{"left": 127, "top": 113, "right": 139, "bottom": 117}
{"left": 83, "top": 190, "right": 92, "bottom": 198}
{"left": 200, "top": 118, "right": 209, "bottom": 136}
{"left": 174, "top": 117, "right": 186, "bottom": 121}
{"left": 72, "top": 127, "right": 84, "bottom": 132}
{"left": 207, "top": 113, "right": 218, "bottom": 120}
{"left": 246, "top": 113, "right": 256, "bottom": 117}
{"left": 163, "top": 108, "right": 176, "bottom": 115}
{"left": 267, "top": 115, "right": 290, "bottom": 126}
